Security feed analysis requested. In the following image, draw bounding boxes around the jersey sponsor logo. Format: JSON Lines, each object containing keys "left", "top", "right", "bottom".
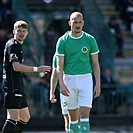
{"left": 10, "top": 53, "right": 18, "bottom": 60}
{"left": 82, "top": 46, "right": 88, "bottom": 53}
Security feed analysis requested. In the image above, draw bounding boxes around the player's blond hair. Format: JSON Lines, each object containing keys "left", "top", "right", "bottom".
{"left": 14, "top": 20, "right": 28, "bottom": 29}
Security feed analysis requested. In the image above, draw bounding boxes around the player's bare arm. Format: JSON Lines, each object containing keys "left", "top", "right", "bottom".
{"left": 50, "top": 68, "right": 58, "bottom": 103}
{"left": 91, "top": 54, "right": 101, "bottom": 98}
{"left": 12, "top": 61, "right": 51, "bottom": 73}
{"left": 56, "top": 55, "right": 70, "bottom": 96}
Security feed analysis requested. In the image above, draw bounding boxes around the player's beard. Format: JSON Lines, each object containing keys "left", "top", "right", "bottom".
{"left": 73, "top": 27, "right": 82, "bottom": 34}
{"left": 75, "top": 31, "right": 81, "bottom": 33}
{"left": 73, "top": 29, "right": 82, "bottom": 34}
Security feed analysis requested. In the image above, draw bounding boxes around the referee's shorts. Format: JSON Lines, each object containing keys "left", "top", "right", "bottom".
{"left": 2, "top": 77, "right": 28, "bottom": 109}
{"left": 3, "top": 92, "right": 28, "bottom": 109}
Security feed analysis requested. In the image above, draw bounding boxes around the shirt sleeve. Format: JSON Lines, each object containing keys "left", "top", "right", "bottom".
{"left": 9, "top": 44, "right": 20, "bottom": 62}
{"left": 90, "top": 37, "right": 100, "bottom": 55}
{"left": 56, "top": 37, "right": 65, "bottom": 56}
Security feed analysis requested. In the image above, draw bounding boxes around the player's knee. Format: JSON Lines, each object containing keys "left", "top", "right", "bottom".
{"left": 9, "top": 115, "right": 19, "bottom": 121}
{"left": 26, "top": 114, "right": 30, "bottom": 122}
{"left": 21, "top": 114, "right": 30, "bottom": 123}
{"left": 25, "top": 114, "right": 30, "bottom": 122}
{"left": 70, "top": 113, "right": 78, "bottom": 121}
{"left": 80, "top": 107, "right": 90, "bottom": 118}
{"left": 69, "top": 108, "right": 79, "bottom": 121}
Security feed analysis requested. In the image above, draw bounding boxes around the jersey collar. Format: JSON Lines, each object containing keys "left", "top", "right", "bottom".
{"left": 69, "top": 31, "right": 84, "bottom": 39}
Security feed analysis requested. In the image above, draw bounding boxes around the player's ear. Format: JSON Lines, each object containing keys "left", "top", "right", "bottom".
{"left": 82, "top": 20, "right": 84, "bottom": 26}
{"left": 68, "top": 21, "right": 71, "bottom": 26}
{"left": 13, "top": 29, "right": 15, "bottom": 35}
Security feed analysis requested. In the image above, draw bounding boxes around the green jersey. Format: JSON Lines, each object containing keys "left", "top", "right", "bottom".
{"left": 56, "top": 31, "right": 99, "bottom": 75}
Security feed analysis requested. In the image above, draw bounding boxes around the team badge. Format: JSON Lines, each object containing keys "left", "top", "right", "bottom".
{"left": 82, "top": 46, "right": 88, "bottom": 53}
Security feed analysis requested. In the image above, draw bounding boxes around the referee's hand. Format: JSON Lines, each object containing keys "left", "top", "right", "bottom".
{"left": 38, "top": 65, "right": 51, "bottom": 73}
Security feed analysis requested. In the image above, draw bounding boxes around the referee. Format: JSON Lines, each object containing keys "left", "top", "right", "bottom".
{"left": 2, "top": 20, "right": 51, "bottom": 133}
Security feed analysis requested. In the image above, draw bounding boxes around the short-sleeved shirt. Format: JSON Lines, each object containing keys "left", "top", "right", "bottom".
{"left": 3, "top": 38, "right": 24, "bottom": 93}
{"left": 56, "top": 31, "right": 99, "bottom": 75}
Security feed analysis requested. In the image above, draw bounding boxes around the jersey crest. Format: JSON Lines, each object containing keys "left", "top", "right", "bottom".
{"left": 82, "top": 46, "right": 88, "bottom": 53}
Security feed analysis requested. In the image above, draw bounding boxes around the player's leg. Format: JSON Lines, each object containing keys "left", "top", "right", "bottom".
{"left": 2, "top": 109, "right": 19, "bottom": 133}
{"left": 14, "top": 107, "right": 30, "bottom": 133}
{"left": 78, "top": 74, "right": 93, "bottom": 133}
{"left": 64, "top": 75, "right": 79, "bottom": 133}
{"left": 67, "top": 92, "right": 79, "bottom": 133}
{"left": 60, "top": 92, "right": 69, "bottom": 132}
{"left": 2, "top": 92, "right": 20, "bottom": 133}
{"left": 79, "top": 107, "right": 91, "bottom": 133}
{"left": 78, "top": 108, "right": 80, "bottom": 128}
{"left": 14, "top": 94, "right": 30, "bottom": 133}
{"left": 68, "top": 108, "right": 79, "bottom": 133}
{"left": 63, "top": 114, "right": 69, "bottom": 133}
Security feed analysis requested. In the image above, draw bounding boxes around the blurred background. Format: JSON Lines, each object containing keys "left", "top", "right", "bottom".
{"left": 0, "top": 0, "right": 133, "bottom": 132}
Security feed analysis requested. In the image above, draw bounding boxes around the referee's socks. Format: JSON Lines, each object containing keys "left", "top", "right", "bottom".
{"left": 14, "top": 119, "right": 27, "bottom": 133}
{"left": 2, "top": 119, "right": 16, "bottom": 133}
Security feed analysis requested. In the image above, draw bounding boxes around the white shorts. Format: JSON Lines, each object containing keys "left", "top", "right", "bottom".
{"left": 60, "top": 92, "right": 69, "bottom": 115}
{"left": 63, "top": 73, "right": 93, "bottom": 110}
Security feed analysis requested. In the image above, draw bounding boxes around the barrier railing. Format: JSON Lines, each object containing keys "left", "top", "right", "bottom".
{"left": 92, "top": 84, "right": 131, "bottom": 114}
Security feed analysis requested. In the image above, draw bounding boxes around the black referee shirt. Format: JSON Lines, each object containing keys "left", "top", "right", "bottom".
{"left": 3, "top": 38, "right": 25, "bottom": 93}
